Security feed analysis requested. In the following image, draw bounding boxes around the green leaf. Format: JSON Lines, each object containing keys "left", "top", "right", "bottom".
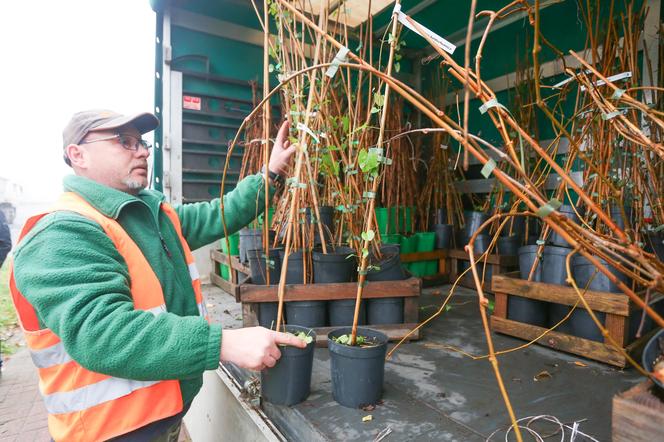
{"left": 373, "top": 92, "right": 384, "bottom": 107}
{"left": 268, "top": 64, "right": 275, "bottom": 73}
{"left": 394, "top": 62, "right": 401, "bottom": 73}
{"left": 362, "top": 248, "right": 369, "bottom": 259}
{"left": 370, "top": 106, "right": 380, "bottom": 114}
{"left": 341, "top": 115, "right": 350, "bottom": 133}
{"left": 358, "top": 148, "right": 379, "bottom": 174}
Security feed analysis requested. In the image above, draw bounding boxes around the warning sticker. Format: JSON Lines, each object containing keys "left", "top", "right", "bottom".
{"left": 183, "top": 95, "right": 202, "bottom": 111}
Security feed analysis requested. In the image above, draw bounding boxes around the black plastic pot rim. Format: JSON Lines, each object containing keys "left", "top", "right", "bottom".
{"left": 542, "top": 246, "right": 572, "bottom": 256}
{"left": 275, "top": 324, "right": 316, "bottom": 357}
{"left": 518, "top": 245, "right": 540, "bottom": 254}
{"left": 247, "top": 248, "right": 280, "bottom": 258}
{"left": 327, "top": 327, "right": 388, "bottom": 358}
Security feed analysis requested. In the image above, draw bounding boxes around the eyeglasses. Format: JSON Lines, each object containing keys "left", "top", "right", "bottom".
{"left": 80, "top": 133, "right": 152, "bottom": 152}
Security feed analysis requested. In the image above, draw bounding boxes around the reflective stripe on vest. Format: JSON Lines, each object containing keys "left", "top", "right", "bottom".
{"left": 30, "top": 342, "right": 72, "bottom": 368}
{"left": 9, "top": 192, "right": 189, "bottom": 441}
{"left": 44, "top": 378, "right": 161, "bottom": 415}
{"left": 188, "top": 263, "right": 200, "bottom": 281}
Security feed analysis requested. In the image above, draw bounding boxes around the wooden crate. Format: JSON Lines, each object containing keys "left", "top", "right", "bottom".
{"left": 210, "top": 250, "right": 249, "bottom": 301}
{"left": 400, "top": 249, "right": 450, "bottom": 286}
{"left": 612, "top": 379, "right": 664, "bottom": 441}
{"left": 448, "top": 249, "right": 517, "bottom": 293}
{"left": 491, "top": 271, "right": 662, "bottom": 367}
{"left": 239, "top": 277, "right": 422, "bottom": 347}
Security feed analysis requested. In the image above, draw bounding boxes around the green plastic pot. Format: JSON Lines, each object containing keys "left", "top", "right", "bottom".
{"left": 220, "top": 233, "right": 240, "bottom": 280}
{"left": 381, "top": 233, "right": 402, "bottom": 246}
{"left": 399, "top": 234, "right": 418, "bottom": 273}
{"left": 410, "top": 232, "right": 436, "bottom": 277}
{"left": 375, "top": 207, "right": 396, "bottom": 235}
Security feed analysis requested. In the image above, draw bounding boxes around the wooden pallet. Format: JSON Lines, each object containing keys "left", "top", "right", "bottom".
{"left": 612, "top": 380, "right": 664, "bottom": 441}
{"left": 448, "top": 249, "right": 517, "bottom": 292}
{"left": 400, "top": 249, "right": 450, "bottom": 286}
{"left": 239, "top": 277, "right": 422, "bottom": 347}
{"left": 209, "top": 250, "right": 249, "bottom": 301}
{"left": 491, "top": 271, "right": 662, "bottom": 367}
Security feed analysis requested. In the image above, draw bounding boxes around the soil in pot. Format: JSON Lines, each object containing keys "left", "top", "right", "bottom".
{"left": 247, "top": 248, "right": 282, "bottom": 285}
{"left": 285, "top": 301, "right": 327, "bottom": 328}
{"left": 261, "top": 325, "right": 316, "bottom": 406}
{"left": 328, "top": 327, "right": 388, "bottom": 408}
{"left": 329, "top": 299, "right": 366, "bottom": 326}
{"left": 367, "top": 297, "right": 403, "bottom": 325}
{"left": 277, "top": 249, "right": 307, "bottom": 284}
{"left": 366, "top": 244, "right": 406, "bottom": 282}
{"left": 312, "top": 246, "right": 355, "bottom": 284}
{"left": 434, "top": 224, "right": 453, "bottom": 249}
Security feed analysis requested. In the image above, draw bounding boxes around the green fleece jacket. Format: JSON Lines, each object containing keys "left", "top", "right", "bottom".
{"left": 12, "top": 174, "right": 270, "bottom": 406}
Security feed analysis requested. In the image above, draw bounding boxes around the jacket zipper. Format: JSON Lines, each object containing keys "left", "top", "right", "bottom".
{"left": 116, "top": 199, "right": 172, "bottom": 259}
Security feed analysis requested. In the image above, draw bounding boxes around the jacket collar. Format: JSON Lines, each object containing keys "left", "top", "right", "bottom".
{"left": 63, "top": 175, "right": 165, "bottom": 219}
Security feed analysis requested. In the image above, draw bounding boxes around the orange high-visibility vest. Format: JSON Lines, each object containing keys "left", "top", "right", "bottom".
{"left": 9, "top": 192, "right": 209, "bottom": 441}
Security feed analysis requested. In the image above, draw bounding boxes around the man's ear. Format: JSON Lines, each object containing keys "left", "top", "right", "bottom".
{"left": 65, "top": 144, "right": 88, "bottom": 169}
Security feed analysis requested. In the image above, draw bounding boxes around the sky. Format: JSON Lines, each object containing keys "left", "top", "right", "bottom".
{"left": 0, "top": 1, "right": 156, "bottom": 202}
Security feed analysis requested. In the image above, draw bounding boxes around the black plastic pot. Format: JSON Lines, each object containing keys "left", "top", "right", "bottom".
{"left": 329, "top": 299, "right": 366, "bottom": 326}
{"left": 571, "top": 255, "right": 630, "bottom": 293}
{"left": 261, "top": 325, "right": 316, "bottom": 406}
{"left": 434, "top": 224, "right": 453, "bottom": 249}
{"left": 518, "top": 245, "right": 542, "bottom": 282}
{"left": 610, "top": 205, "right": 633, "bottom": 231}
{"left": 239, "top": 228, "right": 274, "bottom": 263}
{"left": 306, "top": 206, "right": 335, "bottom": 245}
{"left": 548, "top": 205, "right": 581, "bottom": 247}
{"left": 497, "top": 235, "right": 520, "bottom": 256}
{"left": 463, "top": 210, "right": 488, "bottom": 238}
{"left": 645, "top": 231, "right": 664, "bottom": 261}
{"left": 258, "top": 302, "right": 279, "bottom": 329}
{"left": 367, "top": 244, "right": 406, "bottom": 282}
{"left": 367, "top": 297, "right": 404, "bottom": 325}
{"left": 278, "top": 250, "right": 306, "bottom": 284}
{"left": 508, "top": 296, "right": 548, "bottom": 327}
{"left": 312, "top": 246, "right": 355, "bottom": 283}
{"left": 642, "top": 328, "right": 664, "bottom": 392}
{"left": 541, "top": 246, "right": 572, "bottom": 286}
{"left": 547, "top": 304, "right": 574, "bottom": 335}
{"left": 435, "top": 208, "right": 448, "bottom": 225}
{"left": 247, "top": 248, "right": 282, "bottom": 285}
{"left": 459, "top": 234, "right": 493, "bottom": 285}
{"left": 328, "top": 327, "right": 388, "bottom": 408}
{"left": 501, "top": 216, "right": 524, "bottom": 237}
{"left": 285, "top": 301, "right": 327, "bottom": 328}
{"left": 568, "top": 254, "right": 632, "bottom": 342}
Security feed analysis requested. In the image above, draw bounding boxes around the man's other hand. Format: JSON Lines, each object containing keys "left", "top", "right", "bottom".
{"left": 268, "top": 121, "right": 296, "bottom": 176}
{"left": 220, "top": 326, "right": 307, "bottom": 371}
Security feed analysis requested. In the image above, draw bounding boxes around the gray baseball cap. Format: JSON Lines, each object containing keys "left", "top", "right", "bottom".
{"left": 62, "top": 109, "right": 159, "bottom": 165}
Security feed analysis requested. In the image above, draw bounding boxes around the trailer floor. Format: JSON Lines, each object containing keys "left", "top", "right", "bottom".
{"left": 205, "top": 283, "right": 642, "bottom": 441}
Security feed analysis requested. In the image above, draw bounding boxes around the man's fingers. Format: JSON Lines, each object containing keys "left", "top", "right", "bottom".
{"left": 276, "top": 120, "right": 290, "bottom": 143}
{"left": 264, "top": 355, "right": 277, "bottom": 368}
{"left": 274, "top": 331, "right": 308, "bottom": 348}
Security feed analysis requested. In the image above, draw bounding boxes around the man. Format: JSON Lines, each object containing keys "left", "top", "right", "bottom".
{"left": 10, "top": 109, "right": 304, "bottom": 441}
{"left": 0, "top": 209, "right": 10, "bottom": 268}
